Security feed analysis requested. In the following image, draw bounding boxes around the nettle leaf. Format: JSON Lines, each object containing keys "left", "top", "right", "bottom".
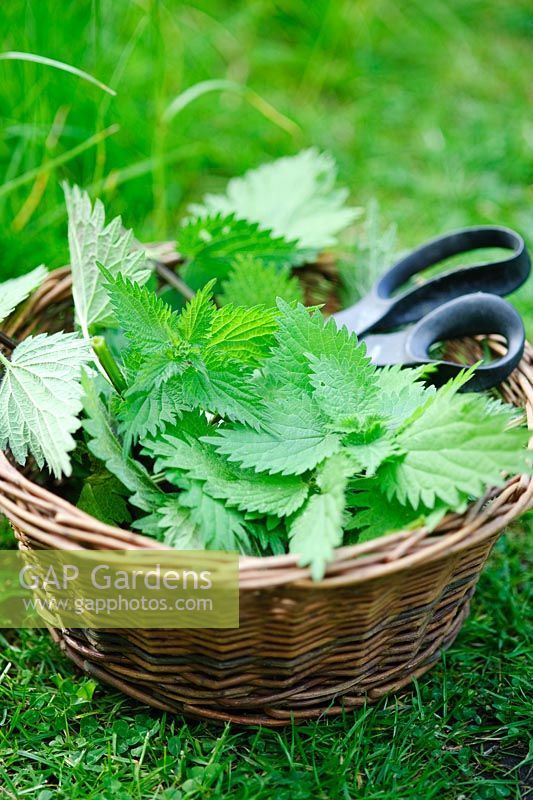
{"left": 112, "top": 348, "right": 189, "bottom": 450}
{"left": 371, "top": 365, "right": 435, "bottom": 429}
{"left": 154, "top": 499, "right": 203, "bottom": 548}
{"left": 206, "top": 473, "right": 308, "bottom": 518}
{"left": 178, "top": 479, "right": 248, "bottom": 552}
{"left": 0, "top": 265, "right": 48, "bottom": 324}
{"left": 190, "top": 148, "right": 360, "bottom": 251}
{"left": 178, "top": 213, "right": 306, "bottom": 291}
{"left": 81, "top": 372, "right": 163, "bottom": 512}
{"left": 118, "top": 377, "right": 185, "bottom": 451}
{"left": 343, "top": 427, "right": 398, "bottom": 476}
{"left": 345, "top": 479, "right": 447, "bottom": 542}
{"left": 204, "top": 392, "right": 340, "bottom": 475}
{"left": 103, "top": 276, "right": 277, "bottom": 437}
{"left": 307, "top": 334, "right": 378, "bottom": 430}
{"left": 266, "top": 300, "right": 380, "bottom": 429}
{"left": 145, "top": 429, "right": 228, "bottom": 485}
{"left": 147, "top": 431, "right": 308, "bottom": 517}
{"left": 128, "top": 351, "right": 189, "bottom": 392}
{"left": 77, "top": 472, "right": 131, "bottom": 527}
{"left": 179, "top": 364, "right": 266, "bottom": 430}
{"left": 175, "top": 279, "right": 217, "bottom": 344}
{"left": 64, "top": 184, "right": 152, "bottom": 337}
{"left": 267, "top": 300, "right": 363, "bottom": 393}
{"left": 101, "top": 269, "right": 182, "bottom": 354}
{"left": 0, "top": 333, "right": 92, "bottom": 478}
{"left": 379, "top": 389, "right": 530, "bottom": 509}
{"left": 289, "top": 453, "right": 353, "bottom": 579}
{"left": 203, "top": 303, "right": 277, "bottom": 367}
{"left": 219, "top": 255, "right": 304, "bottom": 308}
{"left": 134, "top": 498, "right": 203, "bottom": 549}
{"left": 104, "top": 271, "right": 276, "bottom": 371}
{"left": 289, "top": 493, "right": 344, "bottom": 580}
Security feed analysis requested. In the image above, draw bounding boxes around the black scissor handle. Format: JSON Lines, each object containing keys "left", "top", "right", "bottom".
{"left": 370, "top": 225, "right": 530, "bottom": 332}
{"left": 406, "top": 292, "right": 525, "bottom": 391}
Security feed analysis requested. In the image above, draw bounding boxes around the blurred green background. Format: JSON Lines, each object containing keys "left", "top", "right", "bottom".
{"left": 1, "top": 1, "right": 532, "bottom": 303}
{"left": 0, "top": 2, "right": 532, "bottom": 798}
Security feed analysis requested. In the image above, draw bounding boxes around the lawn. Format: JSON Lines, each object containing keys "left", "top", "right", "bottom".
{"left": 0, "top": 1, "right": 532, "bottom": 798}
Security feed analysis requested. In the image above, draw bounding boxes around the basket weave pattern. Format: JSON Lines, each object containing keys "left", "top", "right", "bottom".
{"left": 0, "top": 268, "right": 531, "bottom": 725}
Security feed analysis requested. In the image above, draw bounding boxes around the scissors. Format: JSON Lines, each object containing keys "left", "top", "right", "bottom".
{"left": 333, "top": 225, "right": 530, "bottom": 391}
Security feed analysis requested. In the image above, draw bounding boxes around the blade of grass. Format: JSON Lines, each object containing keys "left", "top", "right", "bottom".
{"left": 90, "top": 143, "right": 204, "bottom": 195}
{"left": 11, "top": 106, "right": 70, "bottom": 231}
{"left": 23, "top": 143, "right": 205, "bottom": 234}
{"left": 93, "top": 16, "right": 149, "bottom": 189}
{"left": 0, "top": 51, "right": 116, "bottom": 96}
{"left": 150, "top": 0, "right": 171, "bottom": 237}
{"left": 0, "top": 124, "right": 119, "bottom": 199}
{"left": 163, "top": 78, "right": 301, "bottom": 138}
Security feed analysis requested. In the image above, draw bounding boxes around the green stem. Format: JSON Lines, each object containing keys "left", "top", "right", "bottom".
{"left": 91, "top": 336, "right": 127, "bottom": 394}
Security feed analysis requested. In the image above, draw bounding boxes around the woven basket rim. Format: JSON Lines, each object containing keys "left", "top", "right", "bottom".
{"left": 1, "top": 265, "right": 531, "bottom": 589}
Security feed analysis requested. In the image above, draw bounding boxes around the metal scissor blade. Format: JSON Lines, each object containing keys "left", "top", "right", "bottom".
{"left": 362, "top": 330, "right": 412, "bottom": 366}
{"left": 332, "top": 294, "right": 393, "bottom": 337}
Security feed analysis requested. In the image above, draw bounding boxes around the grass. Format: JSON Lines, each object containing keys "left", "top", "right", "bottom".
{"left": 0, "top": 0, "right": 532, "bottom": 797}
{"left": 0, "top": 520, "right": 531, "bottom": 799}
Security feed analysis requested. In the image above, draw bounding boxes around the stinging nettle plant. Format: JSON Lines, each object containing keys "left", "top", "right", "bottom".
{"left": 0, "top": 150, "right": 529, "bottom": 578}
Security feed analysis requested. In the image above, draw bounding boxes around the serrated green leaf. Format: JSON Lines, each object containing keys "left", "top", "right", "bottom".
{"left": 191, "top": 149, "right": 360, "bottom": 250}
{"left": 77, "top": 473, "right": 131, "bottom": 527}
{"left": 219, "top": 255, "right": 304, "bottom": 308}
{"left": 371, "top": 365, "right": 435, "bottom": 429}
{"left": 101, "top": 270, "right": 182, "bottom": 354}
{"left": 289, "top": 493, "right": 344, "bottom": 579}
{"left": 345, "top": 479, "right": 447, "bottom": 542}
{"left": 378, "top": 390, "right": 530, "bottom": 508}
{"left": 0, "top": 332, "right": 92, "bottom": 477}
{"left": 144, "top": 430, "right": 227, "bottom": 484}
{"left": 178, "top": 479, "right": 248, "bottom": 552}
{"left": 267, "top": 300, "right": 372, "bottom": 400}
{"left": 205, "top": 474, "right": 308, "bottom": 518}
{"left": 104, "top": 277, "right": 275, "bottom": 435}
{"left": 179, "top": 213, "right": 306, "bottom": 291}
{"left": 175, "top": 279, "right": 216, "bottom": 344}
{"left": 146, "top": 430, "right": 308, "bottom": 517}
{"left": 179, "top": 365, "right": 266, "bottom": 429}
{"left": 343, "top": 427, "right": 398, "bottom": 476}
{"left": 316, "top": 450, "right": 359, "bottom": 490}
{"left": 64, "top": 184, "right": 152, "bottom": 336}
{"left": 113, "top": 347, "right": 187, "bottom": 449}
{"left": 0, "top": 265, "right": 48, "bottom": 325}
{"left": 127, "top": 351, "right": 190, "bottom": 392}
{"left": 203, "top": 303, "right": 277, "bottom": 367}
{"left": 288, "top": 453, "right": 351, "bottom": 579}
{"left": 204, "top": 392, "right": 340, "bottom": 475}
{"left": 81, "top": 371, "right": 163, "bottom": 511}
{"left": 117, "top": 377, "right": 185, "bottom": 451}
{"left": 307, "top": 335, "right": 378, "bottom": 430}
{"left": 265, "top": 300, "right": 324, "bottom": 389}
{"left": 134, "top": 498, "right": 203, "bottom": 549}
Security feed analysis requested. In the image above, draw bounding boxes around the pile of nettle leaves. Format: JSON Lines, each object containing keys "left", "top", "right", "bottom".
{"left": 0, "top": 151, "right": 529, "bottom": 578}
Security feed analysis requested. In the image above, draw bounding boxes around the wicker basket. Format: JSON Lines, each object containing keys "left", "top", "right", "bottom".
{"left": 0, "top": 264, "right": 531, "bottom": 726}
